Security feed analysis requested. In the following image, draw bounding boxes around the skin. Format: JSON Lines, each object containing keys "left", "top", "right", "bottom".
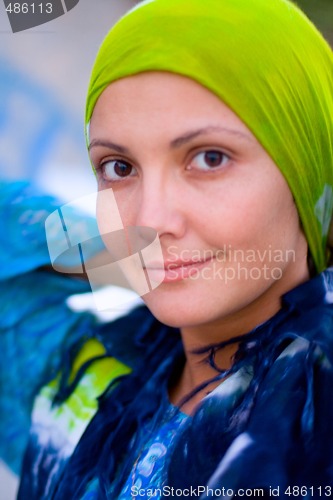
{"left": 89, "top": 72, "right": 309, "bottom": 413}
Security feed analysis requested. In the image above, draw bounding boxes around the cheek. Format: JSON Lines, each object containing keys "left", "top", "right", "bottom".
{"left": 96, "top": 194, "right": 107, "bottom": 237}
{"left": 200, "top": 173, "right": 298, "bottom": 252}
{"left": 197, "top": 185, "right": 263, "bottom": 240}
{"left": 111, "top": 188, "right": 139, "bottom": 228}
{"left": 247, "top": 193, "right": 300, "bottom": 256}
{"left": 96, "top": 188, "right": 127, "bottom": 240}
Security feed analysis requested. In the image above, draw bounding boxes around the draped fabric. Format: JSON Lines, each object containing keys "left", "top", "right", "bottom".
{"left": 85, "top": 0, "right": 333, "bottom": 272}
{"left": 0, "top": 181, "right": 100, "bottom": 474}
{"left": 17, "top": 270, "right": 333, "bottom": 498}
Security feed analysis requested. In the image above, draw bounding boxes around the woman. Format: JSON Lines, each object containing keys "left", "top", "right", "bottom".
{"left": 2, "top": 0, "right": 333, "bottom": 498}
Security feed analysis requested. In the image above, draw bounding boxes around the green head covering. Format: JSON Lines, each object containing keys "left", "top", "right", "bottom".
{"left": 85, "top": 0, "right": 333, "bottom": 273}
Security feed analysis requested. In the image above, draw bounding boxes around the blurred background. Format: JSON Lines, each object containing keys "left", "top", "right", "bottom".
{"left": 297, "top": 0, "right": 333, "bottom": 41}
{"left": 0, "top": 0, "right": 139, "bottom": 200}
{"left": 0, "top": 0, "right": 332, "bottom": 498}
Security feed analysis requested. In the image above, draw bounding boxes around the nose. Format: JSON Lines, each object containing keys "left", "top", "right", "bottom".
{"left": 135, "top": 171, "right": 186, "bottom": 240}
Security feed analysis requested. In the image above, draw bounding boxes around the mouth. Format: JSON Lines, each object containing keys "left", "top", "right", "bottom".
{"left": 144, "top": 255, "right": 216, "bottom": 283}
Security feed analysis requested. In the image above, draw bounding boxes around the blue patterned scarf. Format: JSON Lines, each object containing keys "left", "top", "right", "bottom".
{"left": 18, "top": 269, "right": 333, "bottom": 498}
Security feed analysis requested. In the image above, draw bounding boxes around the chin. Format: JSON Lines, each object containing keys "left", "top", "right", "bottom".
{"left": 142, "top": 297, "right": 190, "bottom": 328}
{"left": 141, "top": 293, "right": 224, "bottom": 329}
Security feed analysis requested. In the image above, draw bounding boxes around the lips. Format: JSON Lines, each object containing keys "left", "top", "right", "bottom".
{"left": 144, "top": 255, "right": 216, "bottom": 283}
{"left": 145, "top": 255, "right": 214, "bottom": 269}
{"left": 167, "top": 256, "right": 214, "bottom": 269}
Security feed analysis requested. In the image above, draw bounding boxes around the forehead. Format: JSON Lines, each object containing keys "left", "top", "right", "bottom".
{"left": 89, "top": 71, "right": 252, "bottom": 136}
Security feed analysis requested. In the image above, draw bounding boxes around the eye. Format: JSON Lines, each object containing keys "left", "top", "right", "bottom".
{"left": 100, "top": 159, "right": 137, "bottom": 182}
{"left": 189, "top": 150, "right": 230, "bottom": 171}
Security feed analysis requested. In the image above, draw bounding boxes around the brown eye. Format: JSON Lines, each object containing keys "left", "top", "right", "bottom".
{"left": 204, "top": 151, "right": 225, "bottom": 167}
{"left": 113, "top": 161, "right": 133, "bottom": 177}
{"left": 102, "top": 160, "right": 136, "bottom": 181}
{"left": 190, "top": 150, "right": 230, "bottom": 171}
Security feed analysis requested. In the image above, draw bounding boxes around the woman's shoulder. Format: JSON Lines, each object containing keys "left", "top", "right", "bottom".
{"left": 281, "top": 268, "right": 333, "bottom": 362}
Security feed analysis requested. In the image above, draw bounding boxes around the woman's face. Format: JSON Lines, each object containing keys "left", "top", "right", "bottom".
{"left": 89, "top": 72, "right": 309, "bottom": 333}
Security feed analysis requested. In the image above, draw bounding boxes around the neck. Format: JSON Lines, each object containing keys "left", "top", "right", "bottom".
{"left": 169, "top": 259, "right": 310, "bottom": 414}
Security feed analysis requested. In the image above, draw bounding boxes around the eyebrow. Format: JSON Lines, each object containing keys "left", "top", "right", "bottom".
{"left": 88, "top": 125, "right": 254, "bottom": 152}
{"left": 88, "top": 139, "right": 129, "bottom": 154}
{"left": 170, "top": 126, "right": 254, "bottom": 148}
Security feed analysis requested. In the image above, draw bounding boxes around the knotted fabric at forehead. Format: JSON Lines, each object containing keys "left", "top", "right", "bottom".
{"left": 86, "top": 0, "right": 333, "bottom": 272}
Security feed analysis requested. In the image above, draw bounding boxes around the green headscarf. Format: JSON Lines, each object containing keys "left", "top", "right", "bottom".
{"left": 85, "top": 0, "right": 333, "bottom": 272}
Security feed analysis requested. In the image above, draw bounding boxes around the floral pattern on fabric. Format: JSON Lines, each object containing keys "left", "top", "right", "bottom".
{"left": 118, "top": 403, "right": 188, "bottom": 499}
